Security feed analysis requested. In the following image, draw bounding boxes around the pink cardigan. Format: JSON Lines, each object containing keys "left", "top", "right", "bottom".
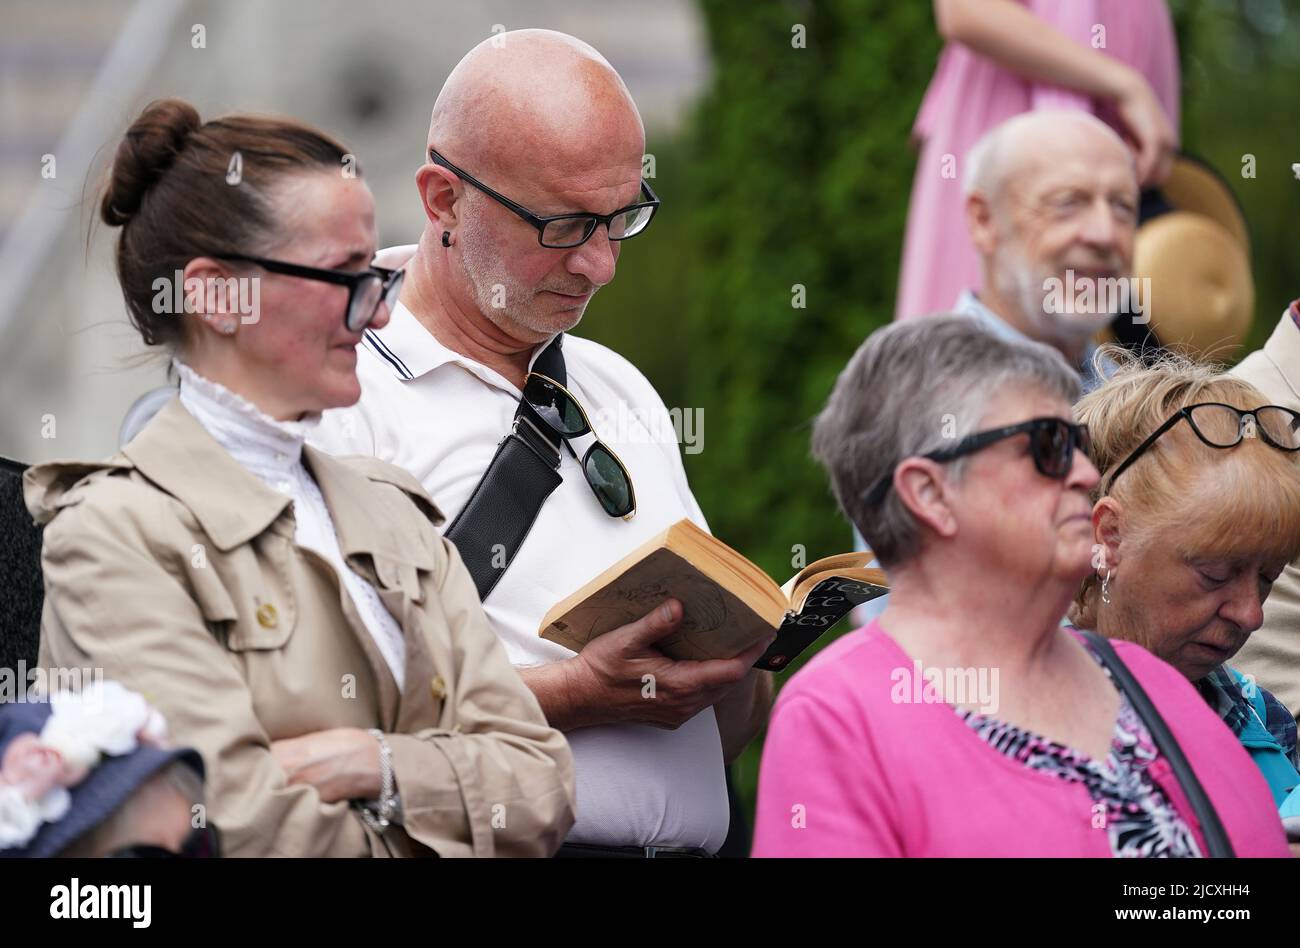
{"left": 752, "top": 621, "right": 1289, "bottom": 857}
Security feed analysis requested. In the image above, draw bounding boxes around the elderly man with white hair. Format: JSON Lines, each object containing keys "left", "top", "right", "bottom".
{"left": 313, "top": 29, "right": 774, "bottom": 858}
{"left": 956, "top": 109, "right": 1141, "bottom": 393}
{"left": 852, "top": 110, "right": 1141, "bottom": 617}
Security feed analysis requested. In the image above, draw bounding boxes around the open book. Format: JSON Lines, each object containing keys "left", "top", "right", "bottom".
{"left": 539, "top": 518, "right": 889, "bottom": 670}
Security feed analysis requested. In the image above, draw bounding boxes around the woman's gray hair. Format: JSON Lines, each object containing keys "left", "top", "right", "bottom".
{"left": 811, "top": 313, "right": 1081, "bottom": 568}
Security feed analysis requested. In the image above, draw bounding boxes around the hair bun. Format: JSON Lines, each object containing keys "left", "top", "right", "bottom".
{"left": 100, "top": 98, "right": 201, "bottom": 227}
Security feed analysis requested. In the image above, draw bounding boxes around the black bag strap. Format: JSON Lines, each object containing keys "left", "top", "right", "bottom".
{"left": 1079, "top": 628, "right": 1236, "bottom": 857}
{"left": 443, "top": 335, "right": 567, "bottom": 601}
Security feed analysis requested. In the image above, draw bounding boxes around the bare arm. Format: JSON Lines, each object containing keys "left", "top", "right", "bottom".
{"left": 933, "top": 0, "right": 1177, "bottom": 184}
{"left": 519, "top": 660, "right": 601, "bottom": 732}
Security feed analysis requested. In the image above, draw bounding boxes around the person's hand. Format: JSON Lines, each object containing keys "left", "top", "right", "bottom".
{"left": 565, "top": 598, "right": 776, "bottom": 730}
{"left": 1113, "top": 68, "right": 1177, "bottom": 187}
{"left": 269, "top": 728, "right": 381, "bottom": 803}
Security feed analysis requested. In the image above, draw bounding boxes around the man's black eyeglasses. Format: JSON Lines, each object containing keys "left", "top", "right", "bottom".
{"left": 523, "top": 372, "right": 636, "bottom": 519}
{"left": 864, "top": 417, "right": 1092, "bottom": 507}
{"left": 219, "top": 253, "right": 403, "bottom": 332}
{"left": 428, "top": 147, "right": 660, "bottom": 249}
{"left": 1106, "top": 402, "right": 1300, "bottom": 490}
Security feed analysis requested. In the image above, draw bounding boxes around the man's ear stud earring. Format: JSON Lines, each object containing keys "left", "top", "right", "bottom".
{"left": 441, "top": 231, "right": 452, "bottom": 248}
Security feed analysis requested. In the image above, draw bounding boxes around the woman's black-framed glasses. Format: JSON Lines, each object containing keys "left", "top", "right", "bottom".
{"left": 1106, "top": 402, "right": 1300, "bottom": 489}
{"left": 219, "top": 253, "right": 403, "bottom": 332}
{"left": 428, "top": 147, "right": 660, "bottom": 249}
{"left": 863, "top": 417, "right": 1092, "bottom": 507}
{"left": 523, "top": 372, "right": 636, "bottom": 519}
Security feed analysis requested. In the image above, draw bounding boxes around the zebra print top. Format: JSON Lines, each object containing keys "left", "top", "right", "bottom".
{"left": 955, "top": 640, "right": 1202, "bottom": 858}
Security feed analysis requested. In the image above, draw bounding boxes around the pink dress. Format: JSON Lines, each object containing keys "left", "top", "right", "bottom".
{"left": 752, "top": 621, "right": 1289, "bottom": 857}
{"left": 893, "top": 0, "right": 1180, "bottom": 322}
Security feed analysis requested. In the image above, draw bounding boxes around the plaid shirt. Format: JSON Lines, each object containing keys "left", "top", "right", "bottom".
{"left": 1199, "top": 666, "right": 1300, "bottom": 769}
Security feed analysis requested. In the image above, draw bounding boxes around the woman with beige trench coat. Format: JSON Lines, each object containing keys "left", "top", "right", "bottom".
{"left": 22, "top": 99, "right": 575, "bottom": 857}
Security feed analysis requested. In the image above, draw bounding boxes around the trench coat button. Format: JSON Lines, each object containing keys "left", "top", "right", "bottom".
{"left": 430, "top": 675, "right": 446, "bottom": 701}
{"left": 256, "top": 603, "right": 279, "bottom": 629}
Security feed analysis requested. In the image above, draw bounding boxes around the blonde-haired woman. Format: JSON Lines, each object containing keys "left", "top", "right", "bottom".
{"left": 1072, "top": 348, "right": 1300, "bottom": 816}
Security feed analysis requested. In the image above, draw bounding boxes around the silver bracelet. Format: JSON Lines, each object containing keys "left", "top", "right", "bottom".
{"left": 366, "top": 728, "right": 397, "bottom": 831}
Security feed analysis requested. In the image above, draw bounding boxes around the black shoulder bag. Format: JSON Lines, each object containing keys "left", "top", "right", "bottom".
{"left": 443, "top": 335, "right": 566, "bottom": 601}
{"left": 1079, "top": 628, "right": 1235, "bottom": 857}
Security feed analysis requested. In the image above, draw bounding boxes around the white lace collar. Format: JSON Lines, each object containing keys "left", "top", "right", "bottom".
{"left": 174, "top": 359, "right": 322, "bottom": 476}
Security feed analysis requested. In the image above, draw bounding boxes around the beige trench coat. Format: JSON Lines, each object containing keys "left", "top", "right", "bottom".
{"left": 23, "top": 397, "right": 575, "bottom": 856}
{"left": 1231, "top": 311, "right": 1300, "bottom": 722}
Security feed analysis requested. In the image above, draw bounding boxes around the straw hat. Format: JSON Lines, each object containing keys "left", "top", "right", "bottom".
{"left": 1109, "top": 154, "right": 1254, "bottom": 361}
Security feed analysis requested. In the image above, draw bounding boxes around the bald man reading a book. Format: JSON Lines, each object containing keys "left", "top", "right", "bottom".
{"left": 313, "top": 29, "right": 775, "bottom": 857}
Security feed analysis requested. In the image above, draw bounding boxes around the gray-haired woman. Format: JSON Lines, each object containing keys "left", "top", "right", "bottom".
{"left": 753, "top": 314, "right": 1288, "bottom": 857}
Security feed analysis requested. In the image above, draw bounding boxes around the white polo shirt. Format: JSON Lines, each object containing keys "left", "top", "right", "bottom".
{"left": 310, "top": 300, "right": 730, "bottom": 851}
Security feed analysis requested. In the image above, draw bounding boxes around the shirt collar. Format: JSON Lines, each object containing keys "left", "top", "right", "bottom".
{"left": 120, "top": 393, "right": 425, "bottom": 565}
{"left": 954, "top": 290, "right": 1110, "bottom": 394}
{"left": 173, "top": 360, "right": 318, "bottom": 482}
{"left": 362, "top": 300, "right": 559, "bottom": 394}
{"left": 955, "top": 289, "right": 1024, "bottom": 343}
{"left": 121, "top": 397, "right": 293, "bottom": 552}
{"left": 1198, "top": 666, "right": 1286, "bottom": 750}
{"left": 1198, "top": 665, "right": 1245, "bottom": 728}
{"left": 361, "top": 301, "right": 450, "bottom": 381}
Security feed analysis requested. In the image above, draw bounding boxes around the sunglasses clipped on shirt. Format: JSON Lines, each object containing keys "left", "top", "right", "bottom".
{"left": 863, "top": 417, "right": 1092, "bottom": 507}
{"left": 1105, "top": 402, "right": 1300, "bottom": 490}
{"left": 522, "top": 372, "right": 636, "bottom": 519}
{"left": 218, "top": 253, "right": 404, "bottom": 333}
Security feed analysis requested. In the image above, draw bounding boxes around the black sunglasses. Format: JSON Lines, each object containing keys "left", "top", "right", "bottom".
{"left": 523, "top": 372, "right": 636, "bottom": 519}
{"left": 219, "top": 253, "right": 403, "bottom": 332}
{"left": 107, "top": 823, "right": 221, "bottom": 859}
{"left": 1106, "top": 402, "right": 1300, "bottom": 489}
{"left": 428, "top": 147, "right": 660, "bottom": 249}
{"left": 864, "top": 417, "right": 1092, "bottom": 506}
